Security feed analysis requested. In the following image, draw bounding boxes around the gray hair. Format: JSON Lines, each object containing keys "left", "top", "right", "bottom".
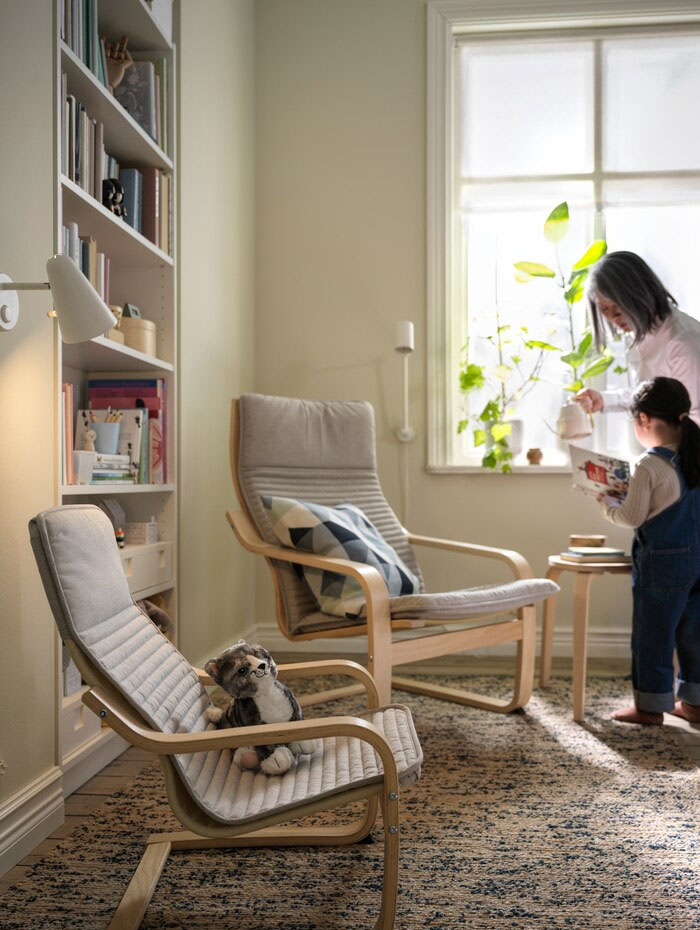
{"left": 587, "top": 251, "right": 677, "bottom": 348}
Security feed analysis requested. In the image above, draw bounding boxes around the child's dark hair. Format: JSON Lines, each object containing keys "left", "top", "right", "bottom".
{"left": 588, "top": 251, "right": 677, "bottom": 348}
{"left": 630, "top": 377, "right": 700, "bottom": 489}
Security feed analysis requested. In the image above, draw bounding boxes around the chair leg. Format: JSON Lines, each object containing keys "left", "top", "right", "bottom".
{"left": 391, "top": 605, "right": 537, "bottom": 713}
{"left": 374, "top": 793, "right": 400, "bottom": 930}
{"left": 107, "top": 841, "right": 171, "bottom": 930}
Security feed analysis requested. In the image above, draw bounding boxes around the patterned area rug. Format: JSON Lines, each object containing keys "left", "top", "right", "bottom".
{"left": 1, "top": 677, "right": 698, "bottom": 930}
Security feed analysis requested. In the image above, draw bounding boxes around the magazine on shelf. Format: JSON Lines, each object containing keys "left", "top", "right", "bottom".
{"left": 569, "top": 444, "right": 631, "bottom": 500}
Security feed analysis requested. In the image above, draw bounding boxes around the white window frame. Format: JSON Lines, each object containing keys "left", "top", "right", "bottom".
{"left": 426, "top": 0, "right": 700, "bottom": 473}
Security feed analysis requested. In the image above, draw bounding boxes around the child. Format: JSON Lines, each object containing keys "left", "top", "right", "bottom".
{"left": 598, "top": 376, "right": 700, "bottom": 725}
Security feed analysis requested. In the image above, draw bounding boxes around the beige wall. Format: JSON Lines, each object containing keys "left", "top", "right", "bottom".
{"left": 177, "top": 0, "right": 257, "bottom": 666}
{"left": 0, "top": 0, "right": 58, "bottom": 802}
{"left": 254, "top": 0, "right": 633, "bottom": 651}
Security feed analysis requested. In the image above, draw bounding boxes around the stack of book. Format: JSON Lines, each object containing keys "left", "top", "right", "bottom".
{"left": 114, "top": 53, "right": 170, "bottom": 155}
{"left": 85, "top": 378, "right": 167, "bottom": 484}
{"left": 60, "top": 0, "right": 109, "bottom": 89}
{"left": 120, "top": 166, "right": 171, "bottom": 251}
{"left": 91, "top": 453, "right": 135, "bottom": 485}
{"left": 560, "top": 547, "right": 631, "bottom": 564}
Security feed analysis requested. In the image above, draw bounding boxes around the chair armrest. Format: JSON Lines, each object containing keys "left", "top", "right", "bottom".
{"left": 407, "top": 532, "right": 533, "bottom": 580}
{"left": 227, "top": 510, "right": 391, "bottom": 619}
{"left": 82, "top": 685, "right": 399, "bottom": 788}
{"left": 277, "top": 659, "right": 379, "bottom": 708}
{"left": 193, "top": 667, "right": 215, "bottom": 686}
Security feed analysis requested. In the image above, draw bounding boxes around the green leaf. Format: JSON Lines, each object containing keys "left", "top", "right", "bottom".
{"left": 543, "top": 202, "right": 569, "bottom": 244}
{"left": 500, "top": 463, "right": 513, "bottom": 474}
{"left": 560, "top": 350, "right": 583, "bottom": 369}
{"left": 511, "top": 354, "right": 522, "bottom": 364}
{"left": 613, "top": 364, "right": 628, "bottom": 375}
{"left": 473, "top": 428, "right": 486, "bottom": 447}
{"left": 524, "top": 339, "right": 559, "bottom": 351}
{"left": 565, "top": 379, "right": 584, "bottom": 392}
{"left": 572, "top": 240, "right": 607, "bottom": 271}
{"left": 482, "top": 451, "right": 498, "bottom": 469}
{"left": 580, "top": 354, "right": 614, "bottom": 380}
{"left": 577, "top": 331, "right": 593, "bottom": 356}
{"left": 513, "top": 261, "right": 556, "bottom": 279}
{"left": 491, "top": 422, "right": 512, "bottom": 442}
{"left": 564, "top": 276, "right": 586, "bottom": 304}
{"left": 457, "top": 419, "right": 468, "bottom": 435}
{"left": 459, "top": 362, "right": 486, "bottom": 394}
{"left": 493, "top": 363, "right": 510, "bottom": 382}
{"left": 479, "top": 400, "right": 500, "bottom": 423}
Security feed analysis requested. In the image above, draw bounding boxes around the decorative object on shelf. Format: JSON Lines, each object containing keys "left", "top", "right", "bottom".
{"left": 102, "top": 178, "right": 126, "bottom": 218}
{"left": 115, "top": 526, "right": 125, "bottom": 548}
{"left": 125, "top": 516, "right": 159, "bottom": 546}
{"left": 92, "top": 421, "right": 121, "bottom": 455}
{"left": 104, "top": 35, "right": 133, "bottom": 93}
{"left": 97, "top": 499, "right": 126, "bottom": 532}
{"left": 394, "top": 320, "right": 415, "bottom": 442}
{"left": 0, "top": 254, "right": 116, "bottom": 341}
{"left": 514, "top": 202, "right": 615, "bottom": 395}
{"left": 80, "top": 428, "right": 97, "bottom": 452}
{"left": 122, "top": 302, "right": 141, "bottom": 318}
{"left": 119, "top": 316, "right": 156, "bottom": 356}
{"left": 526, "top": 447, "right": 543, "bottom": 466}
{"left": 106, "top": 304, "right": 124, "bottom": 343}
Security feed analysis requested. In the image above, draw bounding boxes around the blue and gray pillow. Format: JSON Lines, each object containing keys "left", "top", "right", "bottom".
{"left": 261, "top": 496, "right": 420, "bottom": 620}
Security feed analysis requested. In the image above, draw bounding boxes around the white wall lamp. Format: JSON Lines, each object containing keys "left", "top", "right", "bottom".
{"left": 0, "top": 254, "right": 116, "bottom": 343}
{"left": 394, "top": 320, "right": 415, "bottom": 442}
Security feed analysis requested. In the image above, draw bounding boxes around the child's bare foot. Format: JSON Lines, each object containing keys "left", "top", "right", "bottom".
{"left": 670, "top": 700, "right": 700, "bottom": 723}
{"left": 611, "top": 706, "right": 664, "bottom": 725}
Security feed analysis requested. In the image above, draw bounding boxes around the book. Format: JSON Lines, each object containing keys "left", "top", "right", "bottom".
{"left": 560, "top": 551, "right": 631, "bottom": 564}
{"left": 569, "top": 444, "right": 630, "bottom": 499}
{"left": 121, "top": 168, "right": 142, "bottom": 233}
{"left": 114, "top": 61, "right": 157, "bottom": 141}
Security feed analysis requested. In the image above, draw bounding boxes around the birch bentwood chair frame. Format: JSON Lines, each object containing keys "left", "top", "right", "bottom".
{"left": 228, "top": 394, "right": 559, "bottom": 713}
{"left": 29, "top": 505, "right": 422, "bottom": 930}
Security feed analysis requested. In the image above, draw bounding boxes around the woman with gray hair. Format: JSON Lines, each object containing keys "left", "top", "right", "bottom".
{"left": 575, "top": 251, "right": 700, "bottom": 425}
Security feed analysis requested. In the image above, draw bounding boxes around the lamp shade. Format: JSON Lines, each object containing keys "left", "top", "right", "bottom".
{"left": 46, "top": 254, "right": 116, "bottom": 344}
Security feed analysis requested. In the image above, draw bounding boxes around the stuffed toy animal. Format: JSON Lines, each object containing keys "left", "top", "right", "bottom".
{"left": 204, "top": 641, "right": 318, "bottom": 775}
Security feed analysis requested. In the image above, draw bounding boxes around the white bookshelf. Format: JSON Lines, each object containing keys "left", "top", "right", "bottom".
{"left": 53, "top": 0, "right": 177, "bottom": 792}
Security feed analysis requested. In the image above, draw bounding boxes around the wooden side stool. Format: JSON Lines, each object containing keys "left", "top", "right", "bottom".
{"left": 540, "top": 555, "right": 631, "bottom": 721}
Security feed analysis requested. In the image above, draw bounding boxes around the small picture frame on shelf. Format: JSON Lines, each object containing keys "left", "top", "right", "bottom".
{"left": 123, "top": 302, "right": 141, "bottom": 318}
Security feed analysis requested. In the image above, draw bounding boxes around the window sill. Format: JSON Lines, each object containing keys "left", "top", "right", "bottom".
{"left": 426, "top": 464, "right": 572, "bottom": 475}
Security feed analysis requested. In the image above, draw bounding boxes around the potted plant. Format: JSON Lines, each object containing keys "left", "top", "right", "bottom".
{"left": 457, "top": 305, "right": 558, "bottom": 473}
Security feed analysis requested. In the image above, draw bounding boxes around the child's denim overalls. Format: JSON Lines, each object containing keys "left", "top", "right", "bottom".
{"left": 631, "top": 446, "right": 700, "bottom": 712}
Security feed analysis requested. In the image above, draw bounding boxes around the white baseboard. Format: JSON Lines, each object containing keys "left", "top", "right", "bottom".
{"left": 61, "top": 728, "right": 129, "bottom": 798}
{"left": 245, "top": 620, "right": 632, "bottom": 662}
{"left": 0, "top": 766, "right": 64, "bottom": 878}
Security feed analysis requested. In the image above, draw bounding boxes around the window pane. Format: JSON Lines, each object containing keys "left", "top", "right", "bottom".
{"left": 455, "top": 185, "right": 595, "bottom": 466}
{"left": 457, "top": 41, "right": 594, "bottom": 178}
{"left": 603, "top": 35, "right": 700, "bottom": 171}
{"left": 604, "top": 179, "right": 700, "bottom": 319}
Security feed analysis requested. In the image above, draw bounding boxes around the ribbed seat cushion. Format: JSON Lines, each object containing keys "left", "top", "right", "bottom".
{"left": 29, "top": 505, "right": 422, "bottom": 827}
{"left": 292, "top": 579, "right": 561, "bottom": 633}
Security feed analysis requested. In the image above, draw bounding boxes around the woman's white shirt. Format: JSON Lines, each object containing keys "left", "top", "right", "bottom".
{"left": 601, "top": 308, "right": 700, "bottom": 425}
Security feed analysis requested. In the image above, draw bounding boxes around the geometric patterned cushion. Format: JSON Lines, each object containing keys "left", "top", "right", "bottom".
{"left": 261, "top": 496, "right": 421, "bottom": 619}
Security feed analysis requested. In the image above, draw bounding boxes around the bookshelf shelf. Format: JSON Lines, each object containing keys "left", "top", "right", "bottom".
{"left": 62, "top": 176, "right": 173, "bottom": 269}
{"left": 99, "top": 0, "right": 173, "bottom": 53}
{"left": 61, "top": 42, "right": 173, "bottom": 171}
{"left": 62, "top": 484, "right": 175, "bottom": 496}
{"left": 62, "top": 335, "right": 174, "bottom": 373}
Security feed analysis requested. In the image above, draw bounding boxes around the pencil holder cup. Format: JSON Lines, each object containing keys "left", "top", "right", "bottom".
{"left": 92, "top": 421, "right": 120, "bottom": 455}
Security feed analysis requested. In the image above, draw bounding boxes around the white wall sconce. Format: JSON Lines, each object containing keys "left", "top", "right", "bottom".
{"left": 0, "top": 254, "right": 116, "bottom": 343}
{"left": 394, "top": 320, "right": 415, "bottom": 442}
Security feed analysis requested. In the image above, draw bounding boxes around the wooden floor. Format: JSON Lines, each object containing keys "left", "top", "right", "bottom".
{"left": 2, "top": 659, "right": 699, "bottom": 895}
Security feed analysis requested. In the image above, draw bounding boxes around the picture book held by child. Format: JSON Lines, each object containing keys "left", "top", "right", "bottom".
{"left": 569, "top": 444, "right": 630, "bottom": 500}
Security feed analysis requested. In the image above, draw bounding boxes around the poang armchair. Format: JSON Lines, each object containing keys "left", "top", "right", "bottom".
{"left": 228, "top": 394, "right": 559, "bottom": 711}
